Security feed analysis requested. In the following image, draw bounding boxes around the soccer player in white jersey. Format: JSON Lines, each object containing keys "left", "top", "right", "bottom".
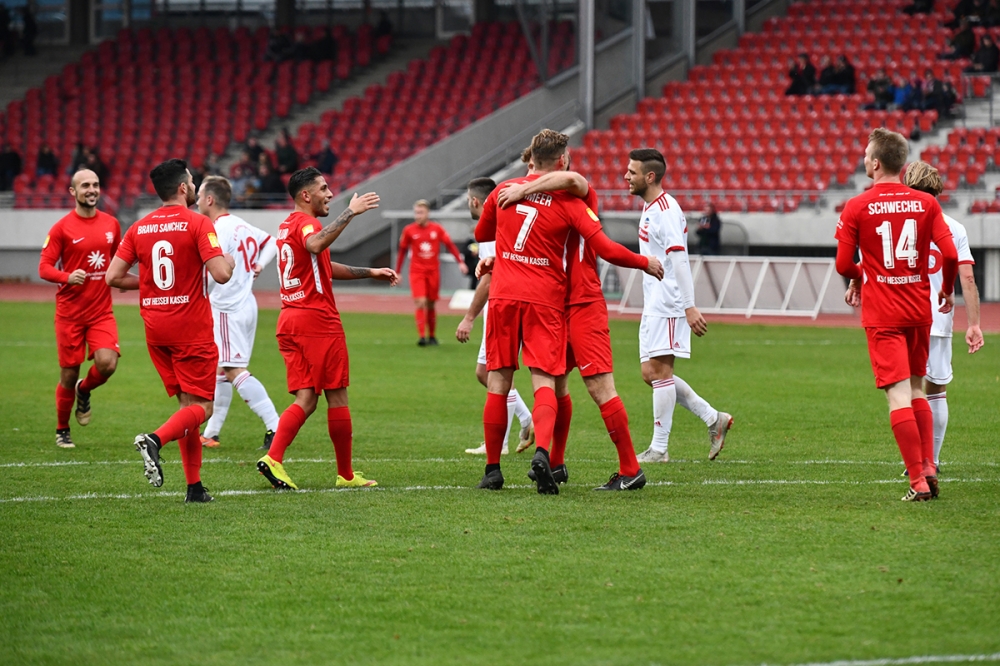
{"left": 625, "top": 148, "right": 733, "bottom": 462}
{"left": 196, "top": 176, "right": 281, "bottom": 449}
{"left": 903, "top": 161, "right": 984, "bottom": 471}
{"left": 456, "top": 177, "right": 535, "bottom": 455}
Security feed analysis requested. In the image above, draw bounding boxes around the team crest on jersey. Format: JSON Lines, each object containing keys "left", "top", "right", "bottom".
{"left": 208, "top": 232, "right": 220, "bottom": 248}
{"left": 42, "top": 235, "right": 49, "bottom": 249}
{"left": 106, "top": 231, "right": 114, "bottom": 244}
{"left": 430, "top": 231, "right": 437, "bottom": 240}
{"left": 302, "top": 224, "right": 314, "bottom": 236}
{"left": 586, "top": 208, "right": 600, "bottom": 221}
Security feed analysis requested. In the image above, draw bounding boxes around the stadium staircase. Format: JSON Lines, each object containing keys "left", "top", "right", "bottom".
{"left": 2, "top": 24, "right": 393, "bottom": 211}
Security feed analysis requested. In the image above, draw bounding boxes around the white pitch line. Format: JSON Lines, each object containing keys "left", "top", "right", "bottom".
{"left": 0, "top": 477, "right": 996, "bottom": 504}
{"left": 764, "top": 652, "right": 1000, "bottom": 666}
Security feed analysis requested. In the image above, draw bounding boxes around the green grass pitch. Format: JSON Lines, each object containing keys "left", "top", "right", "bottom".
{"left": 0, "top": 300, "right": 998, "bottom": 665}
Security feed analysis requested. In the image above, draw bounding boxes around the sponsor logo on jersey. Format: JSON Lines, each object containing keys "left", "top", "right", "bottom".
{"left": 87, "top": 251, "right": 106, "bottom": 269}
{"left": 73, "top": 237, "right": 85, "bottom": 244}
{"left": 302, "top": 224, "right": 315, "bottom": 236}
{"left": 208, "top": 232, "right": 220, "bottom": 248}
{"left": 876, "top": 274, "right": 922, "bottom": 285}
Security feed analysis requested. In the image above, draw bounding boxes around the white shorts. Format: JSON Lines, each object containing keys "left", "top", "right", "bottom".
{"left": 477, "top": 302, "right": 489, "bottom": 366}
{"left": 924, "top": 335, "right": 953, "bottom": 385}
{"left": 639, "top": 315, "right": 691, "bottom": 363}
{"left": 213, "top": 302, "right": 258, "bottom": 368}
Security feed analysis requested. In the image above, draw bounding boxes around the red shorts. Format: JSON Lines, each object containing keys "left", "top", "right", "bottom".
{"left": 565, "top": 300, "right": 613, "bottom": 377}
{"left": 278, "top": 333, "right": 350, "bottom": 393}
{"left": 147, "top": 342, "right": 218, "bottom": 401}
{"left": 409, "top": 269, "right": 440, "bottom": 301}
{"left": 486, "top": 298, "right": 566, "bottom": 376}
{"left": 865, "top": 326, "right": 931, "bottom": 389}
{"left": 55, "top": 313, "right": 120, "bottom": 368}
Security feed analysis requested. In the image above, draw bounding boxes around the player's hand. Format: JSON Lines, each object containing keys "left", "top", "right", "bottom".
{"left": 67, "top": 269, "right": 87, "bottom": 286}
{"left": 458, "top": 262, "right": 469, "bottom": 275}
{"left": 456, "top": 315, "right": 474, "bottom": 343}
{"left": 844, "top": 278, "right": 862, "bottom": 308}
{"left": 349, "top": 192, "right": 380, "bottom": 215}
{"left": 476, "top": 257, "right": 494, "bottom": 279}
{"left": 644, "top": 256, "right": 664, "bottom": 280}
{"left": 497, "top": 183, "right": 528, "bottom": 209}
{"left": 937, "top": 289, "right": 954, "bottom": 315}
{"left": 686, "top": 306, "right": 708, "bottom": 337}
{"left": 371, "top": 267, "right": 400, "bottom": 286}
{"left": 966, "top": 324, "right": 984, "bottom": 354}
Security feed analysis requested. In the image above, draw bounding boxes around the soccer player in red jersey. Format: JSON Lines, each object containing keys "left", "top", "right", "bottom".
{"left": 835, "top": 129, "right": 958, "bottom": 502}
{"left": 496, "top": 166, "right": 648, "bottom": 491}
{"left": 257, "top": 167, "right": 399, "bottom": 491}
{"left": 38, "top": 169, "right": 123, "bottom": 449}
{"left": 106, "top": 159, "right": 235, "bottom": 503}
{"left": 474, "top": 129, "right": 663, "bottom": 494}
{"left": 396, "top": 199, "right": 468, "bottom": 346}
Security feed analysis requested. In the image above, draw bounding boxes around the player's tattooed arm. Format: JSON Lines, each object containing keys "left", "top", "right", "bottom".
{"left": 306, "top": 192, "right": 380, "bottom": 254}
{"left": 331, "top": 263, "right": 400, "bottom": 286}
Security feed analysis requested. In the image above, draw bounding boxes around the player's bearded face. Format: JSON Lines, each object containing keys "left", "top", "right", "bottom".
{"left": 73, "top": 183, "right": 99, "bottom": 209}
{"left": 184, "top": 172, "right": 197, "bottom": 206}
{"left": 626, "top": 161, "right": 646, "bottom": 196}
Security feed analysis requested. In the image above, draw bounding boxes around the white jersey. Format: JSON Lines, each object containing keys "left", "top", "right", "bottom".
{"left": 209, "top": 213, "right": 276, "bottom": 313}
{"left": 929, "top": 214, "right": 974, "bottom": 338}
{"left": 638, "top": 191, "right": 690, "bottom": 318}
{"left": 479, "top": 240, "right": 495, "bottom": 261}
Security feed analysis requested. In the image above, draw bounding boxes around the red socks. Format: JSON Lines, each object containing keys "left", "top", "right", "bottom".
{"left": 328, "top": 406, "right": 354, "bottom": 480}
{"left": 890, "top": 408, "right": 928, "bottom": 490}
{"left": 550, "top": 394, "right": 573, "bottom": 466}
{"left": 415, "top": 308, "right": 426, "bottom": 337}
{"left": 55, "top": 384, "right": 74, "bottom": 430}
{"left": 911, "top": 398, "right": 935, "bottom": 475}
{"left": 79, "top": 364, "right": 109, "bottom": 393}
{"left": 180, "top": 430, "right": 203, "bottom": 484}
{"left": 154, "top": 404, "right": 206, "bottom": 446}
{"left": 600, "top": 396, "right": 641, "bottom": 477}
{"left": 427, "top": 308, "right": 437, "bottom": 338}
{"left": 483, "top": 392, "right": 508, "bottom": 465}
{"left": 532, "top": 387, "right": 558, "bottom": 453}
{"left": 268, "top": 403, "right": 307, "bottom": 463}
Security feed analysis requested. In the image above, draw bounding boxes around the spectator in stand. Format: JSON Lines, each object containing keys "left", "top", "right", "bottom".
{"left": 921, "top": 69, "right": 948, "bottom": 113}
{"left": 36, "top": 144, "right": 58, "bottom": 177}
{"left": 0, "top": 143, "right": 22, "bottom": 190}
{"left": 245, "top": 137, "right": 264, "bottom": 164}
{"left": 66, "top": 143, "right": 88, "bottom": 175}
{"left": 947, "top": 0, "right": 976, "bottom": 27}
{"left": 256, "top": 151, "right": 273, "bottom": 173}
{"left": 265, "top": 30, "right": 292, "bottom": 62}
{"left": 314, "top": 140, "right": 339, "bottom": 175}
{"left": 902, "top": 0, "right": 934, "bottom": 14}
{"left": 817, "top": 56, "right": 839, "bottom": 94}
{"left": 0, "top": 6, "right": 13, "bottom": 58}
{"left": 940, "top": 18, "right": 976, "bottom": 59}
{"left": 290, "top": 31, "right": 310, "bottom": 61}
{"left": 21, "top": 6, "right": 37, "bottom": 56}
{"left": 312, "top": 27, "right": 337, "bottom": 61}
{"left": 84, "top": 151, "right": 109, "bottom": 185}
{"left": 204, "top": 154, "right": 222, "bottom": 177}
{"left": 696, "top": 204, "right": 722, "bottom": 255}
{"left": 834, "top": 55, "right": 856, "bottom": 94}
{"left": 785, "top": 53, "right": 816, "bottom": 95}
{"left": 230, "top": 150, "right": 258, "bottom": 201}
{"left": 983, "top": 0, "right": 1000, "bottom": 25}
{"left": 257, "top": 163, "right": 285, "bottom": 197}
{"left": 893, "top": 73, "right": 923, "bottom": 111}
{"left": 866, "top": 68, "right": 896, "bottom": 109}
{"left": 376, "top": 10, "right": 393, "bottom": 38}
{"left": 966, "top": 33, "right": 1000, "bottom": 72}
{"left": 275, "top": 134, "right": 300, "bottom": 175}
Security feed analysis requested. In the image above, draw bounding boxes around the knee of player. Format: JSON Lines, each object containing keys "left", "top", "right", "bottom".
{"left": 585, "top": 374, "right": 617, "bottom": 404}
{"left": 475, "top": 364, "right": 488, "bottom": 387}
{"left": 96, "top": 356, "right": 118, "bottom": 376}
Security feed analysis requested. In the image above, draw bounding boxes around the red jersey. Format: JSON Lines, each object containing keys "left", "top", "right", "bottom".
{"left": 275, "top": 211, "right": 342, "bottom": 337}
{"left": 115, "top": 206, "right": 223, "bottom": 345}
{"left": 39, "top": 210, "right": 121, "bottom": 324}
{"left": 835, "top": 182, "right": 954, "bottom": 328}
{"left": 475, "top": 174, "right": 604, "bottom": 311}
{"left": 395, "top": 221, "right": 463, "bottom": 274}
{"left": 565, "top": 187, "right": 603, "bottom": 306}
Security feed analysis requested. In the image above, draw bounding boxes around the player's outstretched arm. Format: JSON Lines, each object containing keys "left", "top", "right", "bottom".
{"left": 587, "top": 231, "right": 662, "bottom": 278}
{"left": 497, "top": 172, "right": 589, "bottom": 208}
{"left": 105, "top": 256, "right": 140, "bottom": 290}
{"left": 456, "top": 273, "right": 491, "bottom": 343}
{"left": 330, "top": 263, "right": 400, "bottom": 286}
{"left": 306, "top": 192, "right": 380, "bottom": 255}
{"left": 959, "top": 264, "right": 984, "bottom": 353}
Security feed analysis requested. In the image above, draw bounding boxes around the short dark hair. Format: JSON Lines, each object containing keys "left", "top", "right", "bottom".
{"left": 467, "top": 177, "right": 496, "bottom": 202}
{"left": 629, "top": 148, "right": 666, "bottom": 183}
{"left": 288, "top": 167, "right": 323, "bottom": 200}
{"left": 149, "top": 158, "right": 190, "bottom": 202}
{"left": 201, "top": 175, "right": 232, "bottom": 208}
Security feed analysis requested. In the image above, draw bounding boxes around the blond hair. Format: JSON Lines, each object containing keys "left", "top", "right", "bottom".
{"left": 868, "top": 128, "right": 909, "bottom": 175}
{"left": 529, "top": 129, "right": 569, "bottom": 169}
{"left": 903, "top": 160, "right": 944, "bottom": 197}
{"left": 413, "top": 199, "right": 430, "bottom": 209}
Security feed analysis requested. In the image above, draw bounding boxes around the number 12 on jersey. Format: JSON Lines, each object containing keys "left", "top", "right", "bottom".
{"left": 875, "top": 218, "right": 918, "bottom": 270}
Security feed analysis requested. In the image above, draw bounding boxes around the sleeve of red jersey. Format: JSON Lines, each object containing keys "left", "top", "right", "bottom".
{"left": 474, "top": 191, "right": 498, "bottom": 243}
{"left": 195, "top": 215, "right": 225, "bottom": 263}
{"left": 584, "top": 186, "right": 598, "bottom": 213}
{"left": 569, "top": 202, "right": 649, "bottom": 270}
{"left": 38, "top": 224, "right": 70, "bottom": 283}
{"left": 395, "top": 226, "right": 410, "bottom": 274}
{"left": 114, "top": 225, "right": 137, "bottom": 266}
{"left": 931, "top": 207, "right": 958, "bottom": 294}
{"left": 111, "top": 217, "right": 122, "bottom": 256}
{"left": 833, "top": 202, "right": 858, "bottom": 246}
{"left": 438, "top": 224, "right": 464, "bottom": 263}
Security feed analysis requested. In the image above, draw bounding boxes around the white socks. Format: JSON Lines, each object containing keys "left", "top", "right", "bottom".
{"left": 650, "top": 378, "right": 676, "bottom": 454}
{"left": 233, "top": 371, "right": 280, "bottom": 432}
{"left": 928, "top": 391, "right": 948, "bottom": 466}
{"left": 673, "top": 375, "right": 718, "bottom": 426}
{"left": 511, "top": 388, "right": 532, "bottom": 428}
{"left": 203, "top": 374, "right": 232, "bottom": 439}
